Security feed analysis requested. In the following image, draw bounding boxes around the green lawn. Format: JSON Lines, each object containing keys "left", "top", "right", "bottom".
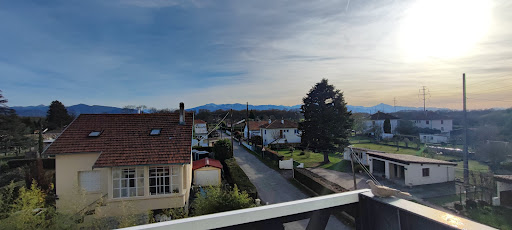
{"left": 278, "top": 150, "right": 341, "bottom": 168}
{"left": 465, "top": 206, "right": 512, "bottom": 230}
{"left": 351, "top": 143, "right": 423, "bottom": 156}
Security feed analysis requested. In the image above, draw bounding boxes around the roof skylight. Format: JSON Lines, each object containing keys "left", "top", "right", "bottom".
{"left": 150, "top": 129, "right": 161, "bottom": 135}
{"left": 88, "top": 131, "right": 102, "bottom": 137}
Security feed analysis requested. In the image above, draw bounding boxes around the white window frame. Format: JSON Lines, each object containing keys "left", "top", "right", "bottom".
{"left": 149, "top": 166, "right": 180, "bottom": 195}
{"left": 112, "top": 167, "right": 145, "bottom": 198}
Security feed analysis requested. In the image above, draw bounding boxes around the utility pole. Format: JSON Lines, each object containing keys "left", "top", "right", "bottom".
{"left": 419, "top": 86, "right": 427, "bottom": 115}
{"left": 463, "top": 73, "right": 469, "bottom": 186}
{"left": 246, "top": 102, "right": 250, "bottom": 144}
{"left": 230, "top": 109, "right": 234, "bottom": 156}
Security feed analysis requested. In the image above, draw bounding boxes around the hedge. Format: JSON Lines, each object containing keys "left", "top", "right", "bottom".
{"left": 293, "top": 168, "right": 347, "bottom": 195}
{"left": 223, "top": 158, "right": 258, "bottom": 199}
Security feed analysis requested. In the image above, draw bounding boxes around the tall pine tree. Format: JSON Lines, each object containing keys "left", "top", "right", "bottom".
{"left": 299, "top": 79, "right": 352, "bottom": 163}
{"left": 46, "top": 100, "right": 72, "bottom": 130}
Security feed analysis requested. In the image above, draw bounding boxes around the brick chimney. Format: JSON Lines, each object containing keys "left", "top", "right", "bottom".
{"left": 179, "top": 102, "right": 185, "bottom": 125}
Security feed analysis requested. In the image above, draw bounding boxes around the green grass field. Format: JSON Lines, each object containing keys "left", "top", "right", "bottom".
{"left": 278, "top": 150, "right": 342, "bottom": 168}
{"left": 351, "top": 143, "right": 423, "bottom": 155}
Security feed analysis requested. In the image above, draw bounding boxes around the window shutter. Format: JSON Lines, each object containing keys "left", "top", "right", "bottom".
{"left": 79, "top": 171, "right": 101, "bottom": 192}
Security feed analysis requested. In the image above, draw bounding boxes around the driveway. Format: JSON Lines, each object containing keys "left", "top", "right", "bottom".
{"left": 233, "top": 142, "right": 351, "bottom": 230}
{"left": 308, "top": 168, "right": 370, "bottom": 191}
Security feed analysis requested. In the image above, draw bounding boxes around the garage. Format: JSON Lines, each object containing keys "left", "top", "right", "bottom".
{"left": 193, "top": 158, "right": 223, "bottom": 186}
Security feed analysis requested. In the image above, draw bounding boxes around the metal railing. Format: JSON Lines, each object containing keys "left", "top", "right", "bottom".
{"left": 120, "top": 189, "right": 495, "bottom": 230}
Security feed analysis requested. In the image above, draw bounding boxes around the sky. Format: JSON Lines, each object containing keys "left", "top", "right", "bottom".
{"left": 1, "top": 0, "right": 511, "bottom": 110}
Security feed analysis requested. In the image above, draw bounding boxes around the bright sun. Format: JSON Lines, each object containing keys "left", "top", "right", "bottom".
{"left": 399, "top": 0, "right": 491, "bottom": 60}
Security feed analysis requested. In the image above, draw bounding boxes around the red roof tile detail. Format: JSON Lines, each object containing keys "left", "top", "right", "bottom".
{"left": 192, "top": 157, "right": 223, "bottom": 170}
{"left": 262, "top": 120, "right": 298, "bottom": 129}
{"left": 247, "top": 121, "right": 270, "bottom": 131}
{"left": 44, "top": 113, "right": 193, "bottom": 168}
{"left": 194, "top": 119, "right": 207, "bottom": 124}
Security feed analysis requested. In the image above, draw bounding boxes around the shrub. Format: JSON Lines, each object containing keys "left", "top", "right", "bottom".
{"left": 0, "top": 161, "right": 8, "bottom": 173}
{"left": 250, "top": 136, "right": 262, "bottom": 145}
{"left": 299, "top": 151, "right": 305, "bottom": 156}
{"left": 191, "top": 185, "right": 255, "bottom": 216}
{"left": 213, "top": 139, "right": 232, "bottom": 161}
{"left": 223, "top": 158, "right": 257, "bottom": 199}
{"left": 466, "top": 199, "right": 477, "bottom": 209}
{"left": 454, "top": 203, "right": 463, "bottom": 211}
{"left": 289, "top": 147, "right": 295, "bottom": 153}
{"left": 304, "top": 151, "right": 311, "bottom": 159}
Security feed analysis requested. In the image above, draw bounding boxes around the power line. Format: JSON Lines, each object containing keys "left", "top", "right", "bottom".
{"left": 418, "top": 86, "right": 430, "bottom": 114}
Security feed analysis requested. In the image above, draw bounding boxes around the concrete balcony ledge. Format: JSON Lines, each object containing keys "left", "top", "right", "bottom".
{"left": 120, "top": 189, "right": 495, "bottom": 230}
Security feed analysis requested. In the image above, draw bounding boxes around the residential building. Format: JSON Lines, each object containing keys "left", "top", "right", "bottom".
{"left": 261, "top": 119, "right": 300, "bottom": 146}
{"left": 243, "top": 120, "right": 270, "bottom": 139}
{"left": 364, "top": 112, "right": 399, "bottom": 135}
{"left": 494, "top": 175, "right": 512, "bottom": 206}
{"left": 366, "top": 151, "right": 457, "bottom": 186}
{"left": 193, "top": 119, "right": 208, "bottom": 147}
{"left": 43, "top": 103, "right": 194, "bottom": 217}
{"left": 397, "top": 111, "right": 453, "bottom": 134}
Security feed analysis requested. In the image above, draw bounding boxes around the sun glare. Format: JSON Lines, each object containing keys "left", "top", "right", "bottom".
{"left": 399, "top": 0, "right": 491, "bottom": 60}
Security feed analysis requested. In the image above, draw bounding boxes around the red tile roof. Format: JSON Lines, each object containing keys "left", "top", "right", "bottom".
{"left": 44, "top": 113, "right": 193, "bottom": 168}
{"left": 192, "top": 157, "right": 223, "bottom": 170}
{"left": 261, "top": 120, "right": 298, "bottom": 129}
{"left": 194, "top": 119, "right": 207, "bottom": 124}
{"left": 247, "top": 121, "right": 270, "bottom": 131}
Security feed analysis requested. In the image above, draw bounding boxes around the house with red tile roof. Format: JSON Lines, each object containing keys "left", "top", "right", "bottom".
{"left": 43, "top": 103, "right": 194, "bottom": 216}
{"left": 260, "top": 119, "right": 301, "bottom": 146}
{"left": 243, "top": 120, "right": 270, "bottom": 139}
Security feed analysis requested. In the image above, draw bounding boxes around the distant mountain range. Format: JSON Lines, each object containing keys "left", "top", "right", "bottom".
{"left": 11, "top": 103, "right": 448, "bottom": 117}
{"left": 11, "top": 104, "right": 128, "bottom": 117}
{"left": 188, "top": 103, "right": 301, "bottom": 112}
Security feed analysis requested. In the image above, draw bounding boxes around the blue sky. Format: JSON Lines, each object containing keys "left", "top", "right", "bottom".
{"left": 1, "top": 0, "right": 511, "bottom": 110}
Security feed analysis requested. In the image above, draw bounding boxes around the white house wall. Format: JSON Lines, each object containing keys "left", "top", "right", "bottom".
{"left": 364, "top": 120, "right": 398, "bottom": 134}
{"left": 261, "top": 128, "right": 301, "bottom": 145}
{"left": 497, "top": 181, "right": 512, "bottom": 199}
{"left": 412, "top": 120, "right": 452, "bottom": 133}
{"left": 404, "top": 163, "right": 455, "bottom": 186}
{"left": 368, "top": 156, "right": 455, "bottom": 186}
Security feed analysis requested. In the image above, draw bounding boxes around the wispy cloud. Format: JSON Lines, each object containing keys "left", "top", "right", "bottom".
{"left": 0, "top": 0, "right": 511, "bottom": 110}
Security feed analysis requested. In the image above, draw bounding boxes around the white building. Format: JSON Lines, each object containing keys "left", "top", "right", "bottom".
{"left": 261, "top": 119, "right": 301, "bottom": 146}
{"left": 244, "top": 121, "right": 270, "bottom": 139}
{"left": 343, "top": 147, "right": 376, "bottom": 166}
{"left": 402, "top": 111, "right": 453, "bottom": 134}
{"left": 366, "top": 151, "right": 456, "bottom": 186}
{"left": 419, "top": 133, "right": 449, "bottom": 144}
{"left": 364, "top": 112, "right": 399, "bottom": 135}
{"left": 193, "top": 119, "right": 209, "bottom": 147}
{"left": 494, "top": 175, "right": 512, "bottom": 206}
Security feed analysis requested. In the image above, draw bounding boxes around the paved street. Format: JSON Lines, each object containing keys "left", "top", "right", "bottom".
{"left": 233, "top": 142, "right": 351, "bottom": 230}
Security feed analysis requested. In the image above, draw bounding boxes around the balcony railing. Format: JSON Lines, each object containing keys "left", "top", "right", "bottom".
{"left": 121, "top": 189, "right": 495, "bottom": 230}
